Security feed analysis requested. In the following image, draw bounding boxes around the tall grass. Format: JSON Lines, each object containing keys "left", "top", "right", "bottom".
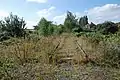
{"left": 0, "top": 36, "right": 62, "bottom": 79}
{"left": 0, "top": 34, "right": 120, "bottom": 79}
{"left": 76, "top": 32, "right": 120, "bottom": 68}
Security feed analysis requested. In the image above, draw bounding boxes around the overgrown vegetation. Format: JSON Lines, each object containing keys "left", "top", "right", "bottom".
{"left": 0, "top": 13, "right": 26, "bottom": 41}
{"left": 0, "top": 11, "right": 120, "bottom": 80}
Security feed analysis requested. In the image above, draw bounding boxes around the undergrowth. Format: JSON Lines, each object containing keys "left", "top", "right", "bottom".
{"left": 0, "top": 34, "right": 120, "bottom": 80}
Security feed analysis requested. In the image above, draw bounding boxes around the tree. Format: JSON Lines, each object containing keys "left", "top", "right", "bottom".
{"left": 37, "top": 18, "right": 54, "bottom": 36}
{"left": 96, "top": 21, "right": 118, "bottom": 34}
{"left": 58, "top": 24, "right": 65, "bottom": 33}
{"left": 116, "top": 22, "right": 120, "bottom": 30}
{"left": 33, "top": 25, "right": 39, "bottom": 30}
{"left": 90, "top": 22, "right": 96, "bottom": 29}
{"left": 79, "top": 16, "right": 88, "bottom": 28}
{"left": 88, "top": 22, "right": 96, "bottom": 31}
{"left": 64, "top": 11, "right": 78, "bottom": 32}
{"left": 48, "top": 23, "right": 54, "bottom": 35}
{"left": 0, "top": 21, "right": 3, "bottom": 32}
{"left": 0, "top": 13, "right": 26, "bottom": 38}
{"left": 54, "top": 24, "right": 65, "bottom": 35}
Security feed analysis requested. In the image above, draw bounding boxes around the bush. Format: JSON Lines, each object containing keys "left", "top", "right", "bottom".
{"left": 0, "top": 13, "right": 26, "bottom": 41}
{"left": 72, "top": 27, "right": 83, "bottom": 33}
{"left": 99, "top": 43, "right": 120, "bottom": 68}
{"left": 96, "top": 21, "right": 118, "bottom": 34}
{"left": 0, "top": 32, "right": 10, "bottom": 41}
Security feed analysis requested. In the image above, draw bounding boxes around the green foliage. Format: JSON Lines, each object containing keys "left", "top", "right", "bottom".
{"left": 99, "top": 43, "right": 120, "bottom": 68}
{"left": 0, "top": 58, "right": 16, "bottom": 80}
{"left": 105, "top": 32, "right": 120, "bottom": 44}
{"left": 79, "top": 16, "right": 88, "bottom": 28}
{"left": 78, "top": 16, "right": 96, "bottom": 32}
{"left": 1, "top": 10, "right": 120, "bottom": 80}
{"left": 53, "top": 24, "right": 65, "bottom": 35}
{"left": 37, "top": 18, "right": 65, "bottom": 36}
{"left": 96, "top": 21, "right": 118, "bottom": 34}
{"left": 33, "top": 25, "right": 39, "bottom": 30}
{"left": 1, "top": 13, "right": 26, "bottom": 37}
{"left": 72, "top": 27, "right": 83, "bottom": 33}
{"left": 64, "top": 11, "right": 78, "bottom": 32}
{"left": 89, "top": 22, "right": 96, "bottom": 31}
{"left": 0, "top": 32, "right": 10, "bottom": 41}
{"left": 0, "top": 13, "right": 26, "bottom": 41}
{"left": 38, "top": 18, "right": 49, "bottom": 36}
{"left": 37, "top": 18, "right": 54, "bottom": 36}
{"left": 48, "top": 24, "right": 54, "bottom": 35}
{"left": 76, "top": 31, "right": 120, "bottom": 44}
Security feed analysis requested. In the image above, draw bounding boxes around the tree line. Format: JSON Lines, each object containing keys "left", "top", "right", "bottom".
{"left": 35, "top": 11, "right": 119, "bottom": 36}
{"left": 0, "top": 11, "right": 119, "bottom": 41}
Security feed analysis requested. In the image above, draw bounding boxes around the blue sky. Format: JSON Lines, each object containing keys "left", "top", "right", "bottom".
{"left": 0, "top": 0, "right": 120, "bottom": 29}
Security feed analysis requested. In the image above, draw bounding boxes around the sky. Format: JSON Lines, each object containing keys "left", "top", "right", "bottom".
{"left": 0, "top": 0, "right": 120, "bottom": 29}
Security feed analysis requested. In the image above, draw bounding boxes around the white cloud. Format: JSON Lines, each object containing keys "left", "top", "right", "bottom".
{"left": 53, "top": 13, "right": 66, "bottom": 24}
{"left": 0, "top": 10, "right": 9, "bottom": 19}
{"left": 26, "top": 21, "right": 38, "bottom": 29}
{"left": 26, "top": 0, "right": 47, "bottom": 3}
{"left": 75, "top": 12, "right": 84, "bottom": 18}
{"left": 86, "top": 4, "right": 120, "bottom": 23}
{"left": 27, "top": 4, "right": 120, "bottom": 29}
{"left": 37, "top": 6, "right": 56, "bottom": 19}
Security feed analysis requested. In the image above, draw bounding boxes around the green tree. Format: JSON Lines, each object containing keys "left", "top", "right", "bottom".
{"left": 64, "top": 11, "right": 78, "bottom": 32}
{"left": 90, "top": 22, "right": 96, "bottom": 29}
{"left": 48, "top": 23, "right": 54, "bottom": 35}
{"left": 0, "top": 13, "right": 26, "bottom": 38}
{"left": 58, "top": 24, "right": 65, "bottom": 33}
{"left": 96, "top": 21, "right": 118, "bottom": 34}
{"left": 54, "top": 24, "right": 65, "bottom": 35}
{"left": 87, "top": 22, "right": 96, "bottom": 31}
{"left": 37, "top": 18, "right": 54, "bottom": 36}
{"left": 79, "top": 16, "right": 88, "bottom": 29}
{"left": 33, "top": 25, "right": 39, "bottom": 30}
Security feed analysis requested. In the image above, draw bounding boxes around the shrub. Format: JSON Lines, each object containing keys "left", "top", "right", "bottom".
{"left": 0, "top": 13, "right": 26, "bottom": 38}
{"left": 96, "top": 21, "right": 118, "bottom": 34}
{"left": 96, "top": 42, "right": 120, "bottom": 68}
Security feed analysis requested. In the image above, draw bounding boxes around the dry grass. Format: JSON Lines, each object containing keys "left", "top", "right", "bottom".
{"left": 0, "top": 34, "right": 120, "bottom": 80}
{"left": 0, "top": 36, "right": 61, "bottom": 79}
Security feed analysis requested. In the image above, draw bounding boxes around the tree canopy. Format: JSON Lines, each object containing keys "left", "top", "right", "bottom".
{"left": 0, "top": 13, "right": 26, "bottom": 41}
{"left": 64, "top": 11, "right": 78, "bottom": 32}
{"left": 96, "top": 21, "right": 118, "bottom": 34}
{"left": 0, "top": 11, "right": 119, "bottom": 40}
